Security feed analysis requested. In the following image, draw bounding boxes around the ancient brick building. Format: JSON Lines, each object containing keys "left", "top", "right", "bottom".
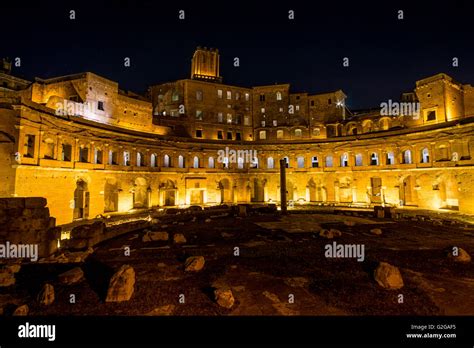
{"left": 1, "top": 48, "right": 473, "bottom": 225}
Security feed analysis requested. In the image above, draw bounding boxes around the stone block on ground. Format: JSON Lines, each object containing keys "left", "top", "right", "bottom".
{"left": 173, "top": 233, "right": 186, "bottom": 244}
{"left": 58, "top": 267, "right": 84, "bottom": 285}
{"left": 184, "top": 256, "right": 205, "bottom": 272}
{"left": 214, "top": 288, "right": 235, "bottom": 309}
{"left": 106, "top": 265, "right": 135, "bottom": 302}
{"left": 374, "top": 262, "right": 404, "bottom": 290}
{"left": 142, "top": 231, "right": 169, "bottom": 242}
{"left": 37, "top": 283, "right": 55, "bottom": 305}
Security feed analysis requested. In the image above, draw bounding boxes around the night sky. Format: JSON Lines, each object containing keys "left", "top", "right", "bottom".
{"left": 3, "top": 0, "right": 474, "bottom": 109}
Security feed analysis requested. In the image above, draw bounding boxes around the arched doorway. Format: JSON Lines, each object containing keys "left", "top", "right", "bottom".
{"left": 399, "top": 175, "right": 415, "bottom": 206}
{"left": 133, "top": 178, "right": 149, "bottom": 208}
{"left": 104, "top": 178, "right": 119, "bottom": 212}
{"left": 74, "top": 180, "right": 89, "bottom": 220}
{"left": 218, "top": 178, "right": 232, "bottom": 203}
{"left": 252, "top": 178, "right": 265, "bottom": 202}
{"left": 161, "top": 180, "right": 177, "bottom": 206}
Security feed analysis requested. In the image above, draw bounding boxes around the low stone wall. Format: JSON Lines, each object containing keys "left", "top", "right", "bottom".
{"left": 0, "top": 197, "right": 60, "bottom": 259}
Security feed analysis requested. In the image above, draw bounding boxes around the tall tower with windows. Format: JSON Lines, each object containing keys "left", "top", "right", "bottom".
{"left": 190, "top": 47, "right": 222, "bottom": 82}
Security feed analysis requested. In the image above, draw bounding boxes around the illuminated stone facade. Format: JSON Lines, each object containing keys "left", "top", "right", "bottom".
{"left": 1, "top": 50, "right": 474, "bottom": 225}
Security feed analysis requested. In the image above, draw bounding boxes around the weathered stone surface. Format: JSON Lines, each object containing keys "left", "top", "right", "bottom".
{"left": 214, "top": 288, "right": 235, "bottom": 309}
{"left": 71, "top": 221, "right": 105, "bottom": 239}
{"left": 142, "top": 231, "right": 169, "bottom": 242}
{"left": 184, "top": 256, "right": 205, "bottom": 272}
{"left": 24, "top": 197, "right": 47, "bottom": 209}
{"left": 106, "top": 265, "right": 135, "bottom": 302}
{"left": 58, "top": 267, "right": 84, "bottom": 285}
{"left": 448, "top": 248, "right": 471, "bottom": 263}
{"left": 145, "top": 304, "right": 175, "bottom": 316}
{"left": 344, "top": 220, "right": 356, "bottom": 226}
{"left": 38, "top": 283, "right": 55, "bottom": 305}
{"left": 13, "top": 304, "right": 29, "bottom": 316}
{"left": 4, "top": 264, "right": 21, "bottom": 274}
{"left": 319, "top": 229, "right": 342, "bottom": 239}
{"left": 374, "top": 262, "right": 404, "bottom": 290}
{"left": 370, "top": 228, "right": 383, "bottom": 235}
{"left": 205, "top": 218, "right": 212, "bottom": 223}
{"left": 173, "top": 233, "right": 186, "bottom": 244}
{"left": 0, "top": 272, "right": 15, "bottom": 287}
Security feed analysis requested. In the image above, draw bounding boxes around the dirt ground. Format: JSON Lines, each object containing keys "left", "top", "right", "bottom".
{"left": 2, "top": 212, "right": 474, "bottom": 316}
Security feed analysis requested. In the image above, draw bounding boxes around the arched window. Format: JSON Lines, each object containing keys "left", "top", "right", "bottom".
{"left": 267, "top": 157, "right": 274, "bottom": 169}
{"left": 297, "top": 156, "right": 305, "bottom": 168}
{"left": 208, "top": 156, "right": 215, "bottom": 168}
{"left": 259, "top": 130, "right": 266, "bottom": 140}
{"left": 355, "top": 154, "right": 363, "bottom": 166}
{"left": 403, "top": 150, "right": 412, "bottom": 164}
{"left": 150, "top": 153, "right": 157, "bottom": 167}
{"left": 193, "top": 156, "right": 199, "bottom": 168}
{"left": 386, "top": 152, "right": 395, "bottom": 165}
{"left": 163, "top": 154, "right": 170, "bottom": 167}
{"left": 276, "top": 91, "right": 282, "bottom": 100}
{"left": 123, "top": 151, "right": 130, "bottom": 166}
{"left": 277, "top": 130, "right": 284, "bottom": 139}
{"left": 340, "top": 153, "right": 348, "bottom": 167}
{"left": 325, "top": 155, "right": 333, "bottom": 167}
{"left": 311, "top": 156, "right": 319, "bottom": 168}
{"left": 294, "top": 129, "right": 302, "bottom": 138}
{"left": 178, "top": 155, "right": 185, "bottom": 168}
{"left": 136, "top": 152, "right": 143, "bottom": 167}
{"left": 370, "top": 152, "right": 379, "bottom": 166}
{"left": 421, "top": 148, "right": 430, "bottom": 163}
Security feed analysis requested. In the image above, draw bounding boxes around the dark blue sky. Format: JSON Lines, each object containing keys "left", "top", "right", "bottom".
{"left": 3, "top": 0, "right": 474, "bottom": 109}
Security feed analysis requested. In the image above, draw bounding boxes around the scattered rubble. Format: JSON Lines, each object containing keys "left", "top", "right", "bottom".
{"left": 319, "top": 229, "right": 342, "bottom": 239}
{"left": 173, "top": 234, "right": 187, "bottom": 244}
{"left": 58, "top": 267, "right": 84, "bottom": 285}
{"left": 13, "top": 304, "right": 29, "bottom": 316}
{"left": 142, "top": 231, "right": 169, "bottom": 242}
{"left": 374, "top": 262, "right": 404, "bottom": 290}
{"left": 37, "top": 283, "right": 55, "bottom": 305}
{"left": 214, "top": 288, "right": 235, "bottom": 309}
{"left": 448, "top": 248, "right": 471, "bottom": 263}
{"left": 106, "top": 265, "right": 136, "bottom": 302}
{"left": 184, "top": 256, "right": 205, "bottom": 272}
{"left": 370, "top": 228, "right": 383, "bottom": 235}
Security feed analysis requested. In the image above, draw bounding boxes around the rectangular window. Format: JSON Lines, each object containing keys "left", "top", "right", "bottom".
{"left": 217, "top": 112, "right": 223, "bottom": 123}
{"left": 196, "top": 110, "right": 203, "bottom": 120}
{"left": 195, "top": 129, "right": 202, "bottom": 138}
{"left": 328, "top": 98, "right": 332, "bottom": 105}
{"left": 98, "top": 101, "right": 104, "bottom": 111}
{"left": 426, "top": 110, "right": 436, "bottom": 121}
{"left": 245, "top": 93, "right": 250, "bottom": 101}
{"left": 217, "top": 89, "right": 223, "bottom": 98}
{"left": 95, "top": 149, "right": 103, "bottom": 164}
{"left": 261, "top": 108, "right": 265, "bottom": 113}
{"left": 226, "top": 113, "right": 232, "bottom": 124}
{"left": 279, "top": 107, "right": 283, "bottom": 112}
{"left": 244, "top": 115, "right": 250, "bottom": 126}
{"left": 235, "top": 92, "right": 240, "bottom": 100}
{"left": 227, "top": 131, "right": 232, "bottom": 140}
{"left": 24, "top": 134, "right": 35, "bottom": 158}
{"left": 79, "top": 147, "right": 89, "bottom": 163}
{"left": 62, "top": 144, "right": 72, "bottom": 161}
{"left": 296, "top": 105, "right": 300, "bottom": 111}
{"left": 311, "top": 156, "right": 319, "bottom": 168}
{"left": 259, "top": 94, "right": 265, "bottom": 102}
{"left": 259, "top": 130, "right": 266, "bottom": 140}
{"left": 273, "top": 120, "right": 277, "bottom": 126}
{"left": 196, "top": 90, "right": 203, "bottom": 101}
{"left": 236, "top": 132, "right": 241, "bottom": 141}
{"left": 217, "top": 131, "right": 223, "bottom": 140}
{"left": 311, "top": 100, "right": 315, "bottom": 106}
{"left": 227, "top": 91, "right": 232, "bottom": 100}
{"left": 261, "top": 121, "right": 265, "bottom": 127}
